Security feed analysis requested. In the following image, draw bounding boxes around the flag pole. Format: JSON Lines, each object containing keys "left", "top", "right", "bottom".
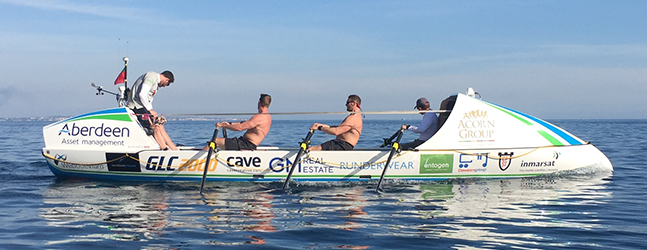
{"left": 123, "top": 57, "right": 129, "bottom": 91}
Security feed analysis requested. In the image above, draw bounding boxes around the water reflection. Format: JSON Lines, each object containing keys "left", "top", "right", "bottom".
{"left": 40, "top": 172, "right": 612, "bottom": 248}
{"left": 40, "top": 182, "right": 173, "bottom": 244}
{"left": 406, "top": 174, "right": 612, "bottom": 248}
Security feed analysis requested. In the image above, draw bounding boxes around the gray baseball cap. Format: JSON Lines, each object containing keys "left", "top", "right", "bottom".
{"left": 415, "top": 97, "right": 429, "bottom": 109}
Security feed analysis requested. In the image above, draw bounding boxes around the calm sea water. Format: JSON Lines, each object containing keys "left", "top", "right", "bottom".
{"left": 1, "top": 119, "right": 646, "bottom": 249}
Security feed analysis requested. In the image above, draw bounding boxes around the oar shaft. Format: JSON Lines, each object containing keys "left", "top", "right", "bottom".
{"left": 199, "top": 127, "right": 219, "bottom": 194}
{"left": 282, "top": 130, "right": 315, "bottom": 190}
{"left": 376, "top": 129, "right": 404, "bottom": 191}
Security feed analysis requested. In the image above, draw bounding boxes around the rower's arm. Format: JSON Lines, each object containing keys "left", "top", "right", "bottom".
{"left": 317, "top": 115, "right": 358, "bottom": 135}
{"left": 320, "top": 124, "right": 352, "bottom": 136}
{"left": 222, "top": 115, "right": 261, "bottom": 131}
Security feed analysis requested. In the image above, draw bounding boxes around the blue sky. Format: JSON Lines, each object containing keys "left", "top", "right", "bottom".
{"left": 1, "top": 0, "right": 646, "bottom": 119}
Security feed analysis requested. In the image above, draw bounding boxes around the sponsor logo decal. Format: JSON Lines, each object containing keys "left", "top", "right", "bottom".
{"left": 111, "top": 155, "right": 219, "bottom": 172}
{"left": 463, "top": 110, "right": 488, "bottom": 119}
{"left": 420, "top": 154, "right": 453, "bottom": 174}
{"left": 145, "top": 156, "right": 180, "bottom": 171}
{"left": 518, "top": 156, "right": 559, "bottom": 172}
{"left": 53, "top": 156, "right": 106, "bottom": 171}
{"left": 458, "top": 153, "right": 488, "bottom": 172}
{"left": 54, "top": 154, "right": 67, "bottom": 165}
{"left": 106, "top": 153, "right": 141, "bottom": 172}
{"left": 269, "top": 157, "right": 334, "bottom": 173}
{"left": 458, "top": 109, "right": 495, "bottom": 143}
{"left": 59, "top": 123, "right": 130, "bottom": 138}
{"left": 227, "top": 156, "right": 261, "bottom": 168}
{"left": 339, "top": 160, "right": 413, "bottom": 171}
{"left": 176, "top": 157, "right": 217, "bottom": 172}
{"left": 520, "top": 160, "right": 555, "bottom": 168}
{"left": 57, "top": 123, "right": 129, "bottom": 147}
{"left": 498, "top": 152, "right": 514, "bottom": 171}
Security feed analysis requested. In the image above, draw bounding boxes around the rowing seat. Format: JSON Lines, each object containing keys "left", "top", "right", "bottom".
{"left": 438, "top": 94, "right": 457, "bottom": 129}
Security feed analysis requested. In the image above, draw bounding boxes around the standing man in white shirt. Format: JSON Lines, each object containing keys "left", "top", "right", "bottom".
{"left": 126, "top": 70, "right": 178, "bottom": 150}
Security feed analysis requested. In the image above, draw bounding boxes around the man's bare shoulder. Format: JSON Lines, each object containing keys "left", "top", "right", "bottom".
{"left": 345, "top": 113, "right": 362, "bottom": 123}
{"left": 249, "top": 113, "right": 271, "bottom": 123}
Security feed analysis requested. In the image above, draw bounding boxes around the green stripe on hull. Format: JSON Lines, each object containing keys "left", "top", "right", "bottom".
{"left": 66, "top": 114, "right": 132, "bottom": 123}
{"left": 485, "top": 103, "right": 562, "bottom": 146}
{"left": 537, "top": 130, "right": 563, "bottom": 146}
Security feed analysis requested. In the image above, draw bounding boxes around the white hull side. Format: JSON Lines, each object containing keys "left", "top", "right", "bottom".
{"left": 43, "top": 143, "right": 611, "bottom": 182}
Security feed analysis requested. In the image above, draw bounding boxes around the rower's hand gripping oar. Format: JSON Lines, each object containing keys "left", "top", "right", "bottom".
{"left": 282, "top": 130, "right": 315, "bottom": 190}
{"left": 199, "top": 126, "right": 220, "bottom": 194}
{"left": 380, "top": 130, "right": 401, "bottom": 147}
{"left": 376, "top": 128, "right": 405, "bottom": 192}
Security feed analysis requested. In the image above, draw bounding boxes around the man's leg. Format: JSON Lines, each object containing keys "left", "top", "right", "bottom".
{"left": 203, "top": 137, "right": 225, "bottom": 151}
{"left": 154, "top": 124, "right": 178, "bottom": 150}
{"left": 151, "top": 124, "right": 168, "bottom": 149}
{"left": 214, "top": 137, "right": 226, "bottom": 149}
{"left": 160, "top": 125, "right": 178, "bottom": 150}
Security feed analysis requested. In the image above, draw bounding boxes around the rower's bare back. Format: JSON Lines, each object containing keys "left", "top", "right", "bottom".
{"left": 242, "top": 114, "right": 272, "bottom": 145}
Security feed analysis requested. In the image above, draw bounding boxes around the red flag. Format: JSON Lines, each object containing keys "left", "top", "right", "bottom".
{"left": 114, "top": 66, "right": 126, "bottom": 85}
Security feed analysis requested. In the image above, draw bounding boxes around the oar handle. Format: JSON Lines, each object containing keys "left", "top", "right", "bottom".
{"left": 301, "top": 130, "right": 315, "bottom": 148}
{"left": 199, "top": 127, "right": 219, "bottom": 194}
{"left": 392, "top": 129, "right": 404, "bottom": 152}
{"left": 282, "top": 130, "right": 315, "bottom": 190}
{"left": 380, "top": 130, "right": 401, "bottom": 147}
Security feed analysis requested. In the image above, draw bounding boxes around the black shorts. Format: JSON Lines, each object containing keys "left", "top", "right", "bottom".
{"left": 224, "top": 136, "right": 257, "bottom": 150}
{"left": 320, "top": 139, "right": 354, "bottom": 151}
{"left": 132, "top": 108, "right": 154, "bottom": 135}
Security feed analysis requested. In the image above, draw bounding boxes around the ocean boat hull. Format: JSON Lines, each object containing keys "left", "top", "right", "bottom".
{"left": 43, "top": 144, "right": 611, "bottom": 182}
{"left": 42, "top": 92, "right": 613, "bottom": 182}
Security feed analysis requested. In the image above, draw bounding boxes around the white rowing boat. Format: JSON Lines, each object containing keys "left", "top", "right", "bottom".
{"left": 42, "top": 88, "right": 613, "bottom": 186}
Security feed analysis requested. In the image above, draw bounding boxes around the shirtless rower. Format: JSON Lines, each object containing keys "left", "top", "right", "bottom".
{"left": 206, "top": 94, "right": 272, "bottom": 150}
{"left": 309, "top": 94, "right": 363, "bottom": 151}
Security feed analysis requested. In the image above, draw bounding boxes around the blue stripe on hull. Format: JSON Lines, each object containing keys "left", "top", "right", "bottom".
{"left": 50, "top": 108, "right": 129, "bottom": 126}
{"left": 485, "top": 101, "right": 583, "bottom": 145}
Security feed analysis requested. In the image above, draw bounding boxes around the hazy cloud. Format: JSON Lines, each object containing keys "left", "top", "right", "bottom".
{"left": 0, "top": 86, "right": 17, "bottom": 107}
{"left": 0, "top": 0, "right": 140, "bottom": 19}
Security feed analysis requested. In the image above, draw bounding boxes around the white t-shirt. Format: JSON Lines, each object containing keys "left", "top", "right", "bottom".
{"left": 126, "top": 72, "right": 160, "bottom": 111}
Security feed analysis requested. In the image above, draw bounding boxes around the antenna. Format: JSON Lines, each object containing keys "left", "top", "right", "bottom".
{"left": 466, "top": 87, "right": 481, "bottom": 99}
{"left": 120, "top": 57, "right": 129, "bottom": 107}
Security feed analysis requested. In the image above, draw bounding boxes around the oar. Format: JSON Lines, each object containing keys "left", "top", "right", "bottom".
{"left": 199, "top": 126, "right": 219, "bottom": 194}
{"left": 376, "top": 128, "right": 405, "bottom": 192}
{"left": 282, "top": 130, "right": 315, "bottom": 190}
{"left": 380, "top": 130, "right": 401, "bottom": 147}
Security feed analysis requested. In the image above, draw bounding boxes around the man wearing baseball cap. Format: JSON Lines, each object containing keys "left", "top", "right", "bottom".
{"left": 400, "top": 97, "right": 439, "bottom": 150}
